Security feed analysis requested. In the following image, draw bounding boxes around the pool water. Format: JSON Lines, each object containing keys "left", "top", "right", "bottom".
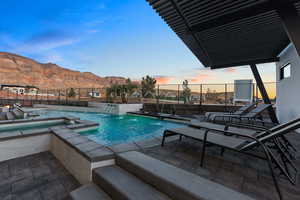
{"left": 34, "top": 110, "right": 184, "bottom": 146}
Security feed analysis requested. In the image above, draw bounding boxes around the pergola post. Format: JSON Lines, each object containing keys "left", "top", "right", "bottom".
{"left": 275, "top": 1, "right": 300, "bottom": 56}
{"left": 250, "top": 64, "right": 279, "bottom": 124}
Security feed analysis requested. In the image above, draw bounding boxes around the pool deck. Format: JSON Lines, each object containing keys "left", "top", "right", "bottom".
{"left": 141, "top": 133, "right": 300, "bottom": 200}
{"left": 0, "top": 111, "right": 299, "bottom": 200}
{"left": 0, "top": 151, "right": 80, "bottom": 200}
{"left": 1, "top": 131, "right": 299, "bottom": 200}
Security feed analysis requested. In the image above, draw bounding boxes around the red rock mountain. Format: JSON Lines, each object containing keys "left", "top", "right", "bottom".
{"left": 0, "top": 52, "right": 127, "bottom": 89}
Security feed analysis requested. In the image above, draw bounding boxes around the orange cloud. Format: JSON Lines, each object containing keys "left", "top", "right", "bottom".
{"left": 224, "top": 68, "right": 237, "bottom": 73}
{"left": 154, "top": 76, "right": 174, "bottom": 84}
{"left": 187, "top": 70, "right": 216, "bottom": 83}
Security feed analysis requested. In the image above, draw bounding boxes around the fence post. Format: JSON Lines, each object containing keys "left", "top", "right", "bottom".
{"left": 66, "top": 89, "right": 68, "bottom": 104}
{"left": 199, "top": 84, "right": 203, "bottom": 113}
{"left": 252, "top": 83, "right": 255, "bottom": 103}
{"left": 177, "top": 84, "right": 180, "bottom": 104}
{"left": 256, "top": 83, "right": 259, "bottom": 104}
{"left": 78, "top": 88, "right": 81, "bottom": 101}
{"left": 157, "top": 85, "right": 160, "bottom": 104}
{"left": 225, "top": 84, "right": 228, "bottom": 112}
{"left": 46, "top": 89, "right": 48, "bottom": 104}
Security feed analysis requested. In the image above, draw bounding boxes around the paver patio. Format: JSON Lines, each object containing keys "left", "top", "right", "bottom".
{"left": 0, "top": 151, "right": 80, "bottom": 200}
{"left": 141, "top": 132, "right": 300, "bottom": 200}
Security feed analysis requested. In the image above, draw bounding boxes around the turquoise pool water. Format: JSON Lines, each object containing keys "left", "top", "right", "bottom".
{"left": 34, "top": 110, "right": 184, "bottom": 146}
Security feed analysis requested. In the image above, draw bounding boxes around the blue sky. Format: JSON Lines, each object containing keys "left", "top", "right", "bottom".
{"left": 0, "top": 0, "right": 276, "bottom": 84}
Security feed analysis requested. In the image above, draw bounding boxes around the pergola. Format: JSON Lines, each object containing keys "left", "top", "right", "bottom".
{"left": 147, "top": 0, "right": 300, "bottom": 123}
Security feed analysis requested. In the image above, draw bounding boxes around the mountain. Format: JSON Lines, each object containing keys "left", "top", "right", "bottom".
{"left": 0, "top": 52, "right": 127, "bottom": 89}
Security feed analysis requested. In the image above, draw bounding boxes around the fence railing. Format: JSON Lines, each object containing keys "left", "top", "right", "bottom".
{"left": 155, "top": 82, "right": 276, "bottom": 105}
{"left": 0, "top": 82, "right": 276, "bottom": 106}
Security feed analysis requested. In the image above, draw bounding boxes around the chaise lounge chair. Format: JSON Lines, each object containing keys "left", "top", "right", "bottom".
{"left": 205, "top": 103, "right": 255, "bottom": 120}
{"left": 162, "top": 118, "right": 300, "bottom": 200}
{"left": 209, "top": 104, "right": 272, "bottom": 124}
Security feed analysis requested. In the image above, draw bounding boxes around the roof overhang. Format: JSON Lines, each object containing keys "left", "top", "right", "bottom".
{"left": 147, "top": 0, "right": 300, "bottom": 69}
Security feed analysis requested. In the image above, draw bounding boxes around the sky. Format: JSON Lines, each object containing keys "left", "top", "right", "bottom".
{"left": 0, "top": 0, "right": 276, "bottom": 84}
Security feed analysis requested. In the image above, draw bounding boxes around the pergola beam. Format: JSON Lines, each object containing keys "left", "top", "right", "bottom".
{"left": 211, "top": 57, "right": 279, "bottom": 69}
{"left": 250, "top": 64, "right": 279, "bottom": 124}
{"left": 274, "top": 0, "right": 300, "bottom": 56}
{"left": 189, "top": 1, "right": 275, "bottom": 34}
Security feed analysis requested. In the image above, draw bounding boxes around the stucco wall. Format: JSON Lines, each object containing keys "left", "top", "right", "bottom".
{"left": 0, "top": 134, "right": 51, "bottom": 162}
{"left": 276, "top": 44, "right": 300, "bottom": 123}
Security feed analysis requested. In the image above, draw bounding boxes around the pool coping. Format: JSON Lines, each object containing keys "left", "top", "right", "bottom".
{"left": 127, "top": 111, "right": 192, "bottom": 124}
{"left": 0, "top": 117, "right": 98, "bottom": 141}
{"left": 0, "top": 114, "right": 182, "bottom": 162}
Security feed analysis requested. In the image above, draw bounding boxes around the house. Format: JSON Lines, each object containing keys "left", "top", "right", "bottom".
{"left": 88, "top": 91, "right": 101, "bottom": 98}
{"left": 0, "top": 84, "right": 39, "bottom": 95}
{"left": 277, "top": 44, "right": 300, "bottom": 122}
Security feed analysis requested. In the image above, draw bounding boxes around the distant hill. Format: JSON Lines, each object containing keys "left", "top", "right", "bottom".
{"left": 0, "top": 52, "right": 127, "bottom": 89}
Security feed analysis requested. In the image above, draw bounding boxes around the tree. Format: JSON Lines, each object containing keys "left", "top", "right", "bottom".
{"left": 68, "top": 88, "right": 76, "bottom": 98}
{"left": 182, "top": 80, "right": 191, "bottom": 104}
{"left": 141, "top": 75, "right": 157, "bottom": 98}
{"left": 105, "top": 78, "right": 138, "bottom": 103}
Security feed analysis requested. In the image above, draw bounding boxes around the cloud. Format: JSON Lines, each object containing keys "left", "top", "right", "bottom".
{"left": 223, "top": 67, "right": 237, "bottom": 73}
{"left": 37, "top": 53, "right": 64, "bottom": 63}
{"left": 154, "top": 75, "right": 174, "bottom": 84}
{"left": 84, "top": 20, "right": 105, "bottom": 27}
{"left": 86, "top": 29, "right": 100, "bottom": 34}
{"left": 15, "top": 30, "right": 79, "bottom": 53}
{"left": 189, "top": 73, "right": 215, "bottom": 83}
{"left": 183, "top": 68, "right": 216, "bottom": 83}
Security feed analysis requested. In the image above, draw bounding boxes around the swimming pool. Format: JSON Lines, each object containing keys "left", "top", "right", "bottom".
{"left": 34, "top": 110, "right": 184, "bottom": 146}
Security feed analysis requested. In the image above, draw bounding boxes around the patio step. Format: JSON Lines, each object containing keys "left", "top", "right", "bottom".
{"left": 115, "top": 151, "right": 254, "bottom": 200}
{"left": 70, "top": 184, "right": 112, "bottom": 200}
{"left": 93, "top": 165, "right": 172, "bottom": 200}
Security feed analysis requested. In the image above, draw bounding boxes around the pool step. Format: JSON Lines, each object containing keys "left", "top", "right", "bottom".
{"left": 93, "top": 165, "right": 172, "bottom": 200}
{"left": 115, "top": 151, "right": 254, "bottom": 200}
{"left": 70, "top": 184, "right": 112, "bottom": 200}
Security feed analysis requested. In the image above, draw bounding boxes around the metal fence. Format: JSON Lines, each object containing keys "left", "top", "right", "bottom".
{"left": 156, "top": 82, "right": 276, "bottom": 105}
{"left": 0, "top": 82, "right": 276, "bottom": 106}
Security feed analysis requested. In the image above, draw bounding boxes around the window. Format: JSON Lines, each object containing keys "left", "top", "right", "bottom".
{"left": 280, "top": 63, "right": 291, "bottom": 80}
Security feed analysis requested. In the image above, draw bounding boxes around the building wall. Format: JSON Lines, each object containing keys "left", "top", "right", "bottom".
{"left": 276, "top": 44, "right": 300, "bottom": 123}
